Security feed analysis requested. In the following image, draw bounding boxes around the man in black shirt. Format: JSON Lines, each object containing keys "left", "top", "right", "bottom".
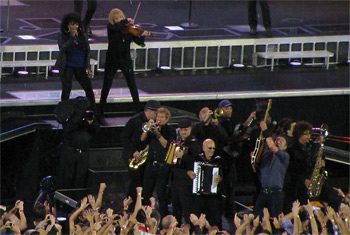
{"left": 217, "top": 99, "right": 256, "bottom": 217}
{"left": 192, "top": 139, "right": 224, "bottom": 229}
{"left": 141, "top": 107, "right": 176, "bottom": 219}
{"left": 170, "top": 119, "right": 202, "bottom": 224}
{"left": 120, "top": 100, "right": 160, "bottom": 203}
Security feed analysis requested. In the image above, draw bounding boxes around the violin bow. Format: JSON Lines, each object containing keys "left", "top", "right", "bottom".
{"left": 133, "top": 2, "right": 142, "bottom": 22}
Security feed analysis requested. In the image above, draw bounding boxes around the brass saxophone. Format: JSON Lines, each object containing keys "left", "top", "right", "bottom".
{"left": 307, "top": 142, "right": 328, "bottom": 198}
{"left": 129, "top": 145, "right": 149, "bottom": 170}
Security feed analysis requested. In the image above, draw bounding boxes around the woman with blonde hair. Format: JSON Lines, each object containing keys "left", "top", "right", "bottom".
{"left": 100, "top": 8, "right": 152, "bottom": 114}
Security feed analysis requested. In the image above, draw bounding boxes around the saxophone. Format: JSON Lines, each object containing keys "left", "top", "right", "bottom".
{"left": 307, "top": 142, "right": 328, "bottom": 198}
{"left": 129, "top": 145, "right": 149, "bottom": 170}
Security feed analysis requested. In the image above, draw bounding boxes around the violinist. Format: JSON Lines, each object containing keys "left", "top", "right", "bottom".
{"left": 99, "top": 8, "right": 152, "bottom": 114}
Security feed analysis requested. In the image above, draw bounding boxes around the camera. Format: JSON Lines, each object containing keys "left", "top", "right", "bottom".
{"left": 84, "top": 110, "right": 95, "bottom": 121}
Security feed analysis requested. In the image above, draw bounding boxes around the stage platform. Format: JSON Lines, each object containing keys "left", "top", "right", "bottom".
{"left": 1, "top": 0, "right": 349, "bottom": 45}
{"left": 0, "top": 2, "right": 349, "bottom": 229}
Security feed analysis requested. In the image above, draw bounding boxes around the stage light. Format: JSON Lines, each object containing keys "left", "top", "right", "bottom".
{"left": 17, "top": 70, "right": 29, "bottom": 75}
{"left": 290, "top": 59, "right": 301, "bottom": 66}
{"left": 97, "top": 68, "right": 105, "bottom": 72}
{"left": 155, "top": 66, "right": 173, "bottom": 74}
{"left": 159, "top": 66, "right": 172, "bottom": 70}
{"left": 17, "top": 35, "right": 36, "bottom": 40}
{"left": 165, "top": 26, "right": 184, "bottom": 31}
{"left": 232, "top": 64, "right": 245, "bottom": 68}
{"left": 51, "top": 69, "right": 60, "bottom": 74}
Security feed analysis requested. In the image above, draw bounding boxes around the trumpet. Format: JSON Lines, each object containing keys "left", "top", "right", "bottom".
{"left": 312, "top": 124, "right": 329, "bottom": 139}
{"left": 209, "top": 108, "right": 224, "bottom": 120}
{"left": 142, "top": 121, "right": 160, "bottom": 133}
{"left": 214, "top": 108, "right": 224, "bottom": 118}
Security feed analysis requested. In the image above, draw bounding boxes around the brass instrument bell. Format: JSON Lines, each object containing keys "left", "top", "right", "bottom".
{"left": 214, "top": 108, "right": 224, "bottom": 118}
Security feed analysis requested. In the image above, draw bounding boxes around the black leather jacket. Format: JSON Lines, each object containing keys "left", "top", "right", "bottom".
{"left": 55, "top": 31, "right": 90, "bottom": 76}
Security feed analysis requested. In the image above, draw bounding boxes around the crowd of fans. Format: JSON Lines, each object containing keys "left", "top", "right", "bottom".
{"left": 1, "top": 182, "right": 349, "bottom": 234}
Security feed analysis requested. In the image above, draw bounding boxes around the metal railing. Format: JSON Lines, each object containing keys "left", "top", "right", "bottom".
{"left": 0, "top": 35, "right": 349, "bottom": 77}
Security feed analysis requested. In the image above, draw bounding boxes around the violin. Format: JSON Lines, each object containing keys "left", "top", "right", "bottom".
{"left": 122, "top": 23, "right": 155, "bottom": 37}
{"left": 121, "top": 2, "right": 155, "bottom": 38}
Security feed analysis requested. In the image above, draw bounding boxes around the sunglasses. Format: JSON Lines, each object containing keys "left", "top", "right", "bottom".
{"left": 208, "top": 147, "right": 216, "bottom": 150}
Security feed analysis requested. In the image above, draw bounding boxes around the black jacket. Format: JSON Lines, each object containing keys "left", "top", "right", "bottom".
{"left": 55, "top": 31, "right": 90, "bottom": 76}
{"left": 143, "top": 124, "right": 176, "bottom": 163}
{"left": 105, "top": 19, "right": 145, "bottom": 67}
{"left": 171, "top": 136, "right": 202, "bottom": 187}
{"left": 120, "top": 112, "right": 148, "bottom": 161}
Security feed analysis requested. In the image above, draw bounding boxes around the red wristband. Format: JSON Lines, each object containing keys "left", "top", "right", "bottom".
{"left": 98, "top": 190, "right": 103, "bottom": 194}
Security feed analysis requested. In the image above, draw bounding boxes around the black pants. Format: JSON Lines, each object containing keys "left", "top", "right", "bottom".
{"left": 100, "top": 62, "right": 140, "bottom": 113}
{"left": 171, "top": 183, "right": 193, "bottom": 224}
{"left": 74, "top": 0, "right": 97, "bottom": 27}
{"left": 61, "top": 66, "right": 96, "bottom": 112}
{"left": 58, "top": 145, "right": 89, "bottom": 189}
{"left": 194, "top": 194, "right": 222, "bottom": 230}
{"left": 143, "top": 163, "right": 171, "bottom": 218}
{"left": 248, "top": 0, "right": 271, "bottom": 29}
{"left": 127, "top": 162, "right": 146, "bottom": 207}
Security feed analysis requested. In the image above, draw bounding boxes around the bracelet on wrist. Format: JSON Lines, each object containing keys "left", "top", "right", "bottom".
{"left": 322, "top": 226, "right": 327, "bottom": 230}
{"left": 98, "top": 190, "right": 104, "bottom": 194}
{"left": 124, "top": 205, "right": 128, "bottom": 210}
{"left": 309, "top": 215, "right": 315, "bottom": 219}
{"left": 151, "top": 205, "right": 155, "bottom": 209}
{"left": 262, "top": 129, "right": 271, "bottom": 138}
{"left": 137, "top": 193, "right": 142, "bottom": 197}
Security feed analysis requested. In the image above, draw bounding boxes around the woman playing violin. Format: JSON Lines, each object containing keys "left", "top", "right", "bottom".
{"left": 100, "top": 8, "right": 152, "bottom": 114}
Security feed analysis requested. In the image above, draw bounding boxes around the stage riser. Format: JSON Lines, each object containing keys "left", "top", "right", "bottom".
{"left": 1, "top": 36, "right": 348, "bottom": 78}
{"left": 88, "top": 147, "right": 129, "bottom": 193}
{"left": 1, "top": 95, "right": 349, "bottom": 150}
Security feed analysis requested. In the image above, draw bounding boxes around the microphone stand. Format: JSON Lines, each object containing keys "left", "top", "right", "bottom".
{"left": 180, "top": 0, "right": 198, "bottom": 28}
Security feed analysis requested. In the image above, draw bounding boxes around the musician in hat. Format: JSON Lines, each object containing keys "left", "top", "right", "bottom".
{"left": 120, "top": 99, "right": 160, "bottom": 207}
{"left": 170, "top": 119, "right": 201, "bottom": 225}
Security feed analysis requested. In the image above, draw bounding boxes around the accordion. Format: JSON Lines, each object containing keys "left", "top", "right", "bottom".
{"left": 192, "top": 162, "right": 219, "bottom": 195}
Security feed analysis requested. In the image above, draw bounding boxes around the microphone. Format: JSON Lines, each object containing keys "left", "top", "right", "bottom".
{"left": 73, "top": 35, "right": 78, "bottom": 45}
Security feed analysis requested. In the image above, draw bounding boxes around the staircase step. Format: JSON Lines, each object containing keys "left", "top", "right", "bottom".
{"left": 88, "top": 167, "right": 129, "bottom": 194}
